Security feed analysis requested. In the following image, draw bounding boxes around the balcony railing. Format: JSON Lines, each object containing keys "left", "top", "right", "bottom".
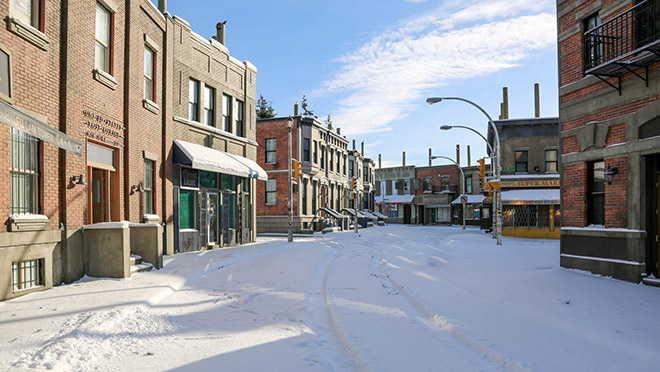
{"left": 583, "top": 0, "right": 660, "bottom": 92}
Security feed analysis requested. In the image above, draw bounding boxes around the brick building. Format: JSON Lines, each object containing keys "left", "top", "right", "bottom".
{"left": 0, "top": 0, "right": 171, "bottom": 300}
{"left": 169, "top": 16, "right": 264, "bottom": 251}
{"left": 256, "top": 112, "right": 352, "bottom": 233}
{"left": 557, "top": 0, "right": 660, "bottom": 282}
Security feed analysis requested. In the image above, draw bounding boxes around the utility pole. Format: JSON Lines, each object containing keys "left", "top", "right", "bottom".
{"left": 287, "top": 117, "right": 293, "bottom": 242}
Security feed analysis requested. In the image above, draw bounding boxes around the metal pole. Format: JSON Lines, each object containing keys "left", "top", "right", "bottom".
{"left": 287, "top": 118, "right": 293, "bottom": 243}
{"left": 429, "top": 155, "right": 465, "bottom": 230}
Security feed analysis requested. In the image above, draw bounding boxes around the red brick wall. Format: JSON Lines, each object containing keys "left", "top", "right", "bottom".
{"left": 562, "top": 163, "right": 587, "bottom": 227}
{"left": 0, "top": 0, "right": 63, "bottom": 232}
{"left": 414, "top": 167, "right": 459, "bottom": 195}
{"left": 604, "top": 157, "right": 627, "bottom": 227}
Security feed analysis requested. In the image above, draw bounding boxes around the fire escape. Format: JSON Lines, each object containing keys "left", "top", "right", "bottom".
{"left": 584, "top": 0, "right": 660, "bottom": 94}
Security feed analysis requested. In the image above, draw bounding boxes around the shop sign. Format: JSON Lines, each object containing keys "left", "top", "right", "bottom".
{"left": 501, "top": 179, "right": 560, "bottom": 188}
{"left": 82, "top": 110, "right": 125, "bottom": 147}
{"left": 181, "top": 167, "right": 199, "bottom": 188}
{"left": 0, "top": 100, "right": 82, "bottom": 155}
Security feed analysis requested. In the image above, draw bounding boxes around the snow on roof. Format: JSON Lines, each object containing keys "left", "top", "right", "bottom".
{"left": 450, "top": 195, "right": 485, "bottom": 204}
{"left": 174, "top": 140, "right": 267, "bottom": 181}
{"left": 500, "top": 189, "right": 560, "bottom": 202}
{"left": 375, "top": 195, "right": 415, "bottom": 205}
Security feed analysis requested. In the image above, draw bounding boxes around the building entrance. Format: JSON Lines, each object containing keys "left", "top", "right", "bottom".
{"left": 645, "top": 153, "right": 660, "bottom": 277}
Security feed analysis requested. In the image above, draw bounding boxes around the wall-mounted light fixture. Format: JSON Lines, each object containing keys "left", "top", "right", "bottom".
{"left": 70, "top": 174, "right": 87, "bottom": 185}
{"left": 604, "top": 165, "right": 619, "bottom": 185}
{"left": 132, "top": 184, "right": 144, "bottom": 193}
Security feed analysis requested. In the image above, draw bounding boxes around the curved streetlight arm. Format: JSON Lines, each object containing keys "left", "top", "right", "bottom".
{"left": 441, "top": 125, "right": 494, "bottom": 154}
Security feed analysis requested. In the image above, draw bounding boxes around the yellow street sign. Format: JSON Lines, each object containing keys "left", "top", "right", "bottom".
{"left": 485, "top": 181, "right": 501, "bottom": 191}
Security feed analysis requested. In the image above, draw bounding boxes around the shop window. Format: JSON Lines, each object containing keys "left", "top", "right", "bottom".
{"left": 12, "top": 258, "right": 44, "bottom": 292}
{"left": 266, "top": 179, "right": 276, "bottom": 205}
{"left": 144, "top": 159, "right": 154, "bottom": 215}
{"left": 303, "top": 139, "right": 310, "bottom": 162}
{"left": 222, "top": 94, "right": 232, "bottom": 133}
{"left": 144, "top": 46, "right": 155, "bottom": 102}
{"left": 95, "top": 3, "right": 112, "bottom": 74}
{"left": 204, "top": 86, "right": 215, "bottom": 126}
{"left": 545, "top": 150, "right": 558, "bottom": 173}
{"left": 265, "top": 138, "right": 276, "bottom": 163}
{"left": 188, "top": 79, "right": 199, "bottom": 122}
{"left": 235, "top": 100, "right": 244, "bottom": 137}
{"left": 515, "top": 151, "right": 528, "bottom": 173}
{"left": 10, "top": 127, "right": 40, "bottom": 215}
{"left": 588, "top": 160, "right": 605, "bottom": 225}
{"left": 200, "top": 170, "right": 217, "bottom": 189}
{"left": 179, "top": 189, "right": 196, "bottom": 229}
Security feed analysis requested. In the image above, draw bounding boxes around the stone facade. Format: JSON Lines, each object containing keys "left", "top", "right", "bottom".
{"left": 557, "top": 0, "right": 660, "bottom": 282}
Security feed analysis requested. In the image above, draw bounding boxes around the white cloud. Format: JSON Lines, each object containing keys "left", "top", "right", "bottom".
{"left": 318, "top": 0, "right": 556, "bottom": 136}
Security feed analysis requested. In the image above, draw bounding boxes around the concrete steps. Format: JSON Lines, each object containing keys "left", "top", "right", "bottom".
{"left": 130, "top": 254, "right": 153, "bottom": 274}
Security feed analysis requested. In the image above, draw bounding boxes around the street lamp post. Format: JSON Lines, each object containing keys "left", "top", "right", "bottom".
{"left": 427, "top": 97, "right": 502, "bottom": 245}
{"left": 287, "top": 116, "right": 293, "bottom": 243}
{"left": 440, "top": 125, "right": 497, "bottom": 238}
{"left": 430, "top": 155, "right": 466, "bottom": 230}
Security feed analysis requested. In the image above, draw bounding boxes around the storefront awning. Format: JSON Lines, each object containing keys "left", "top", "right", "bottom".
{"left": 173, "top": 140, "right": 267, "bottom": 181}
{"left": 500, "top": 189, "right": 560, "bottom": 205}
{"left": 375, "top": 195, "right": 415, "bottom": 205}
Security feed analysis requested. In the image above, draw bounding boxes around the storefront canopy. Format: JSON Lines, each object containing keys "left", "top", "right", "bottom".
{"left": 500, "top": 189, "right": 560, "bottom": 204}
{"left": 375, "top": 195, "right": 415, "bottom": 205}
{"left": 173, "top": 140, "right": 268, "bottom": 181}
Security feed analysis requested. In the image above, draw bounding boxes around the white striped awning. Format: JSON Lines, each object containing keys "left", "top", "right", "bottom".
{"left": 173, "top": 140, "right": 267, "bottom": 181}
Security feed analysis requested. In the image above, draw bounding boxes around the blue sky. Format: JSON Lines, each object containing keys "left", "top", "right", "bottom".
{"left": 167, "top": 0, "right": 558, "bottom": 168}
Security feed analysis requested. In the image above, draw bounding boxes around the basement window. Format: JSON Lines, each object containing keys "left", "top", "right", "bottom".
{"left": 12, "top": 258, "right": 44, "bottom": 292}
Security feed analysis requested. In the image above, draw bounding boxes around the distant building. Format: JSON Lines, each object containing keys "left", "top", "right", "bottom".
{"left": 488, "top": 116, "right": 561, "bottom": 239}
{"left": 256, "top": 112, "right": 351, "bottom": 233}
{"left": 375, "top": 165, "right": 417, "bottom": 224}
{"left": 557, "top": 0, "right": 660, "bottom": 283}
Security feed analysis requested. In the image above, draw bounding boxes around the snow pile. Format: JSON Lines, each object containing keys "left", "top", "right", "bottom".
{"left": 12, "top": 307, "right": 175, "bottom": 371}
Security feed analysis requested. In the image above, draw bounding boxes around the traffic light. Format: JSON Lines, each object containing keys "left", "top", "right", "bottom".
{"left": 477, "top": 158, "right": 486, "bottom": 189}
{"left": 351, "top": 177, "right": 358, "bottom": 189}
{"left": 293, "top": 160, "right": 302, "bottom": 178}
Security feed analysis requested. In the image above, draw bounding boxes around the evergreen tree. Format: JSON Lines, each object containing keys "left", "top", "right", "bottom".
{"left": 256, "top": 94, "right": 276, "bottom": 119}
{"left": 301, "top": 95, "right": 314, "bottom": 116}
{"left": 325, "top": 114, "right": 333, "bottom": 130}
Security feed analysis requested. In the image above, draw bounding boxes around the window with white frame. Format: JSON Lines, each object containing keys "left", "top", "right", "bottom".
{"left": 188, "top": 79, "right": 199, "bottom": 122}
{"left": 10, "top": 127, "right": 39, "bottom": 215}
{"left": 12, "top": 0, "right": 41, "bottom": 29}
{"left": 235, "top": 100, "right": 244, "bottom": 137}
{"left": 222, "top": 94, "right": 232, "bottom": 132}
{"left": 204, "top": 85, "right": 215, "bottom": 126}
{"left": 144, "top": 46, "right": 155, "bottom": 101}
{"left": 95, "top": 3, "right": 112, "bottom": 73}
{"left": 265, "top": 138, "right": 276, "bottom": 163}
{"left": 144, "top": 159, "right": 154, "bottom": 215}
{"left": 545, "top": 149, "right": 558, "bottom": 173}
{"left": 266, "top": 179, "right": 276, "bottom": 205}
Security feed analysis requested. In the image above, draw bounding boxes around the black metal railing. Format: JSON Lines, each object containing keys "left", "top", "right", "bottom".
{"left": 584, "top": 0, "right": 660, "bottom": 72}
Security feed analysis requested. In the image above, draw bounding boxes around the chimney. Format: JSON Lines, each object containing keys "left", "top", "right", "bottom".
{"left": 378, "top": 154, "right": 382, "bottom": 169}
{"left": 467, "top": 145, "right": 471, "bottom": 167}
{"left": 353, "top": 139, "right": 356, "bottom": 151}
{"left": 215, "top": 21, "right": 227, "bottom": 45}
{"left": 336, "top": 128, "right": 341, "bottom": 135}
{"left": 403, "top": 152, "right": 406, "bottom": 167}
{"left": 158, "top": 0, "right": 167, "bottom": 12}
{"left": 294, "top": 102, "right": 299, "bottom": 116}
{"left": 456, "top": 144, "right": 461, "bottom": 166}
{"left": 534, "top": 83, "right": 540, "bottom": 118}
{"left": 500, "top": 87, "right": 509, "bottom": 120}
{"left": 429, "top": 148, "right": 432, "bottom": 167}
{"left": 361, "top": 141, "right": 364, "bottom": 156}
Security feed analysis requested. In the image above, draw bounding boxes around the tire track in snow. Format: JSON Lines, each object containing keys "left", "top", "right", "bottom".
{"left": 304, "top": 239, "right": 374, "bottom": 372}
{"left": 364, "top": 235, "right": 532, "bottom": 372}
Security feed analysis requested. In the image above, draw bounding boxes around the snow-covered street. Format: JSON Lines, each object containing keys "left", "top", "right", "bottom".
{"left": 1, "top": 225, "right": 659, "bottom": 372}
